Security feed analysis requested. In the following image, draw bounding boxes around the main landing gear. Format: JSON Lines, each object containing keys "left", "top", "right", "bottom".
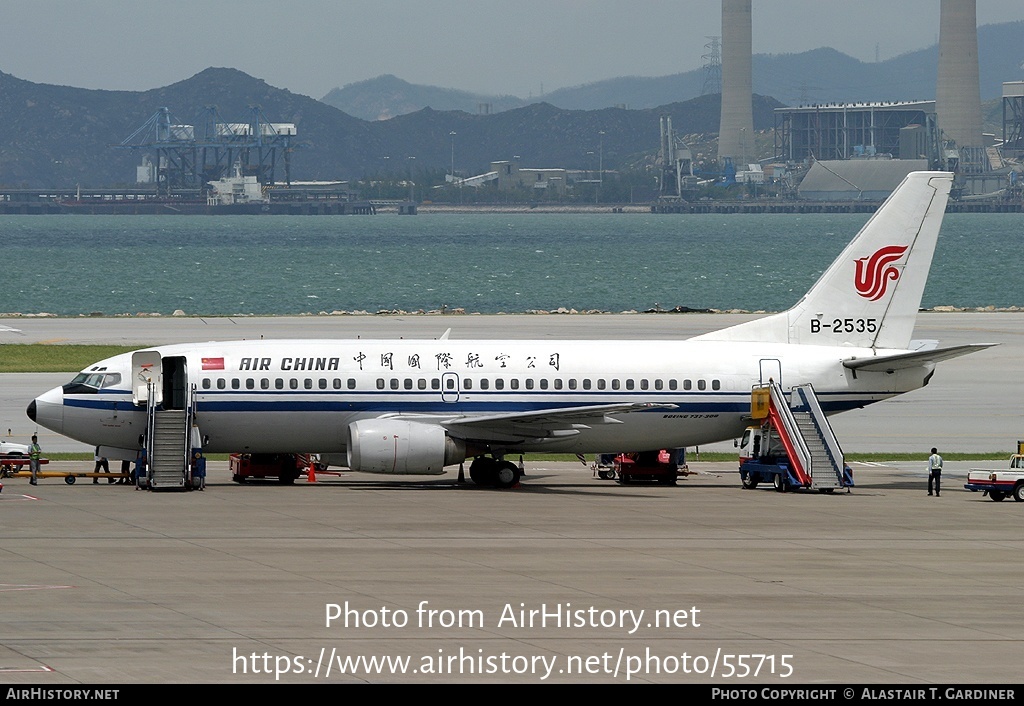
{"left": 468, "top": 456, "right": 521, "bottom": 489}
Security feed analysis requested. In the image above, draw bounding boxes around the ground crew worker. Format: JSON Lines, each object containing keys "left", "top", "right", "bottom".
{"left": 928, "top": 447, "right": 943, "bottom": 497}
{"left": 93, "top": 446, "right": 111, "bottom": 484}
{"left": 28, "top": 435, "right": 41, "bottom": 486}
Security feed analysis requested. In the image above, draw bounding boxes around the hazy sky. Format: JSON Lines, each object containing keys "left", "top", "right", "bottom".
{"left": 2, "top": 1, "right": 1022, "bottom": 100}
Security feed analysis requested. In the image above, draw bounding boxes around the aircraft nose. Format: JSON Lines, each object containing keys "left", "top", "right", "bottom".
{"left": 28, "top": 386, "right": 64, "bottom": 434}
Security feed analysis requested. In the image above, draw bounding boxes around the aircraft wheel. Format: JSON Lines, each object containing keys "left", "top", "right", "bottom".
{"left": 989, "top": 490, "right": 1006, "bottom": 502}
{"left": 740, "top": 471, "right": 758, "bottom": 489}
{"left": 773, "top": 474, "right": 786, "bottom": 493}
{"left": 468, "top": 457, "right": 497, "bottom": 486}
{"left": 1013, "top": 483, "right": 1024, "bottom": 502}
{"left": 65, "top": 475, "right": 76, "bottom": 485}
{"left": 494, "top": 461, "right": 521, "bottom": 489}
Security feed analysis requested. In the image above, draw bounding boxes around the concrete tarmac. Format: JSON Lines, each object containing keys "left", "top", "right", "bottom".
{"left": 0, "top": 459, "right": 1021, "bottom": 685}
{"left": 1, "top": 313, "right": 1022, "bottom": 684}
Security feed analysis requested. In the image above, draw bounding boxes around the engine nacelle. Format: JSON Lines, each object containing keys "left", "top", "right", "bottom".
{"left": 347, "top": 419, "right": 466, "bottom": 474}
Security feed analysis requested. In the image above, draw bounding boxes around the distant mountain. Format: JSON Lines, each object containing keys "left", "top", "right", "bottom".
{"left": 321, "top": 21, "right": 1023, "bottom": 117}
{"left": 322, "top": 74, "right": 526, "bottom": 121}
{"left": 0, "top": 67, "right": 782, "bottom": 187}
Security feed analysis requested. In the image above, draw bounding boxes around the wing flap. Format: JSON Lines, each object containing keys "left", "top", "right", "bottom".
{"left": 440, "top": 402, "right": 676, "bottom": 442}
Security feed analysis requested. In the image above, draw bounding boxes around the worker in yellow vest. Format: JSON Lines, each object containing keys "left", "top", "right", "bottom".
{"left": 28, "top": 434, "right": 41, "bottom": 486}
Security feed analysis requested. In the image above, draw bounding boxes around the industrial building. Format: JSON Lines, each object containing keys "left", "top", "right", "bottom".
{"left": 774, "top": 102, "right": 936, "bottom": 164}
{"left": 119, "top": 106, "right": 297, "bottom": 195}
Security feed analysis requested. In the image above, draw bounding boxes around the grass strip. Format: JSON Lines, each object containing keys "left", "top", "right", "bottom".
{"left": 0, "top": 344, "right": 144, "bottom": 373}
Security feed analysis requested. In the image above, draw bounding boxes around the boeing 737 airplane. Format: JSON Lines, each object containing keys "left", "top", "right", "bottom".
{"left": 27, "top": 172, "right": 992, "bottom": 488}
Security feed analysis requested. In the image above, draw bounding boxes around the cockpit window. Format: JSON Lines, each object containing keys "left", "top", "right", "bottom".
{"left": 63, "top": 372, "right": 122, "bottom": 395}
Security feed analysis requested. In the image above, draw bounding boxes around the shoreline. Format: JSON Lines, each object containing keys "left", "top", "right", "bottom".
{"left": 3, "top": 304, "right": 1022, "bottom": 320}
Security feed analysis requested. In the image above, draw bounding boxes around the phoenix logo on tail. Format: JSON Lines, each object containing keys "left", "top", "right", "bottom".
{"left": 854, "top": 245, "right": 909, "bottom": 301}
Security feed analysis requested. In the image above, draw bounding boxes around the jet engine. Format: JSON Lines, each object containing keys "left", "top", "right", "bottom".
{"left": 346, "top": 419, "right": 466, "bottom": 474}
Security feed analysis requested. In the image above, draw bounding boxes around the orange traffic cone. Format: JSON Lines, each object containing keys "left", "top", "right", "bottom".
{"left": 306, "top": 457, "right": 316, "bottom": 483}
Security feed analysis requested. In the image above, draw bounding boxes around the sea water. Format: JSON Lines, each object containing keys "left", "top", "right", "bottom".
{"left": 0, "top": 212, "right": 1018, "bottom": 316}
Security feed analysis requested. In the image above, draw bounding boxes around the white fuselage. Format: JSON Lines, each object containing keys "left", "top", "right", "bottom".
{"left": 31, "top": 337, "right": 930, "bottom": 464}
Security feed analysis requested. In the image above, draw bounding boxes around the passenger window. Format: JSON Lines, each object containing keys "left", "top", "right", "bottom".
{"left": 275, "top": 379, "right": 284, "bottom": 390}
{"left": 554, "top": 379, "right": 563, "bottom": 390}
{"left": 510, "top": 379, "right": 519, "bottom": 390}
{"left": 202, "top": 379, "right": 211, "bottom": 390}
{"left": 525, "top": 379, "right": 534, "bottom": 390}
{"left": 655, "top": 379, "right": 663, "bottom": 390}
{"left": 376, "top": 378, "right": 385, "bottom": 390}
{"left": 231, "top": 378, "right": 240, "bottom": 390}
{"left": 464, "top": 379, "right": 473, "bottom": 390}
{"left": 625, "top": 379, "right": 635, "bottom": 390}
{"left": 347, "top": 379, "right": 356, "bottom": 390}
{"left": 404, "top": 378, "right": 413, "bottom": 390}
{"left": 432, "top": 379, "right": 440, "bottom": 390}
{"left": 304, "top": 379, "right": 313, "bottom": 390}
{"left": 446, "top": 378, "right": 455, "bottom": 390}
{"left": 683, "top": 380, "right": 692, "bottom": 390}
{"left": 390, "top": 379, "right": 399, "bottom": 390}
{"left": 611, "top": 379, "right": 620, "bottom": 390}
{"left": 480, "top": 379, "right": 490, "bottom": 390}
{"left": 640, "top": 379, "right": 648, "bottom": 390}
{"left": 540, "top": 379, "right": 548, "bottom": 390}
{"left": 418, "top": 379, "right": 427, "bottom": 390}
{"left": 246, "top": 379, "right": 255, "bottom": 390}
{"left": 582, "top": 379, "right": 591, "bottom": 390}
{"left": 697, "top": 379, "right": 706, "bottom": 391}
{"left": 290, "top": 379, "right": 299, "bottom": 390}
{"left": 597, "top": 379, "right": 606, "bottom": 390}
{"left": 495, "top": 379, "right": 504, "bottom": 390}
{"left": 568, "top": 379, "right": 577, "bottom": 390}
{"left": 669, "top": 379, "right": 678, "bottom": 391}
{"left": 712, "top": 379, "right": 721, "bottom": 391}
{"left": 217, "top": 379, "right": 226, "bottom": 390}
{"left": 261, "top": 378, "right": 270, "bottom": 390}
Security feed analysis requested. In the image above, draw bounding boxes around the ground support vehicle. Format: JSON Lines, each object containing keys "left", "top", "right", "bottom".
{"left": 737, "top": 383, "right": 853, "bottom": 494}
{"left": 614, "top": 449, "right": 687, "bottom": 485}
{"left": 963, "top": 453, "right": 1024, "bottom": 502}
{"left": 230, "top": 453, "right": 305, "bottom": 484}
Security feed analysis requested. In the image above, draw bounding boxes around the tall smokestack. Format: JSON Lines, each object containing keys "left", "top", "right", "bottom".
{"left": 936, "top": 0, "right": 983, "bottom": 150}
{"left": 719, "top": 0, "right": 754, "bottom": 167}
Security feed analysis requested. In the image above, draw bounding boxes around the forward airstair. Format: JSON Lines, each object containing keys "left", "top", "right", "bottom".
{"left": 143, "top": 381, "right": 196, "bottom": 490}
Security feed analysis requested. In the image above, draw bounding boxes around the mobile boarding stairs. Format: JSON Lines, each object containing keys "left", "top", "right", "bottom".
{"left": 747, "top": 382, "right": 852, "bottom": 492}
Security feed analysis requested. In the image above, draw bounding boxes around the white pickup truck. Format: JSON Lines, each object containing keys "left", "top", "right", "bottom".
{"left": 963, "top": 454, "right": 1024, "bottom": 502}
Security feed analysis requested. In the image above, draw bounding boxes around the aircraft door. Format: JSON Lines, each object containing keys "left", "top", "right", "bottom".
{"left": 759, "top": 358, "right": 782, "bottom": 387}
{"left": 132, "top": 351, "right": 162, "bottom": 406}
{"left": 441, "top": 372, "right": 460, "bottom": 403}
{"left": 162, "top": 356, "right": 189, "bottom": 410}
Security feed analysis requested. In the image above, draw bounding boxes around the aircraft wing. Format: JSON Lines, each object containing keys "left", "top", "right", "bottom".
{"left": 842, "top": 343, "right": 997, "bottom": 372}
{"left": 438, "top": 402, "right": 677, "bottom": 443}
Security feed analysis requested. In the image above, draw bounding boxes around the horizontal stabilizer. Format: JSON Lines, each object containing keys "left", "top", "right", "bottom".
{"left": 842, "top": 343, "right": 996, "bottom": 372}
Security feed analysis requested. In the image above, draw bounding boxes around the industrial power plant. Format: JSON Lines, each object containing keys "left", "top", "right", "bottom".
{"left": 708, "top": 0, "right": 1021, "bottom": 204}
{"left": 0, "top": 0, "right": 1020, "bottom": 214}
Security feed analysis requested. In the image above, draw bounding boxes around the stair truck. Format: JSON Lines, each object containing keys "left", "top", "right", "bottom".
{"left": 737, "top": 382, "right": 853, "bottom": 493}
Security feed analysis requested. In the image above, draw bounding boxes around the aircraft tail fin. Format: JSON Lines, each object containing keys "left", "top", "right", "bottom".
{"left": 693, "top": 171, "right": 953, "bottom": 349}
